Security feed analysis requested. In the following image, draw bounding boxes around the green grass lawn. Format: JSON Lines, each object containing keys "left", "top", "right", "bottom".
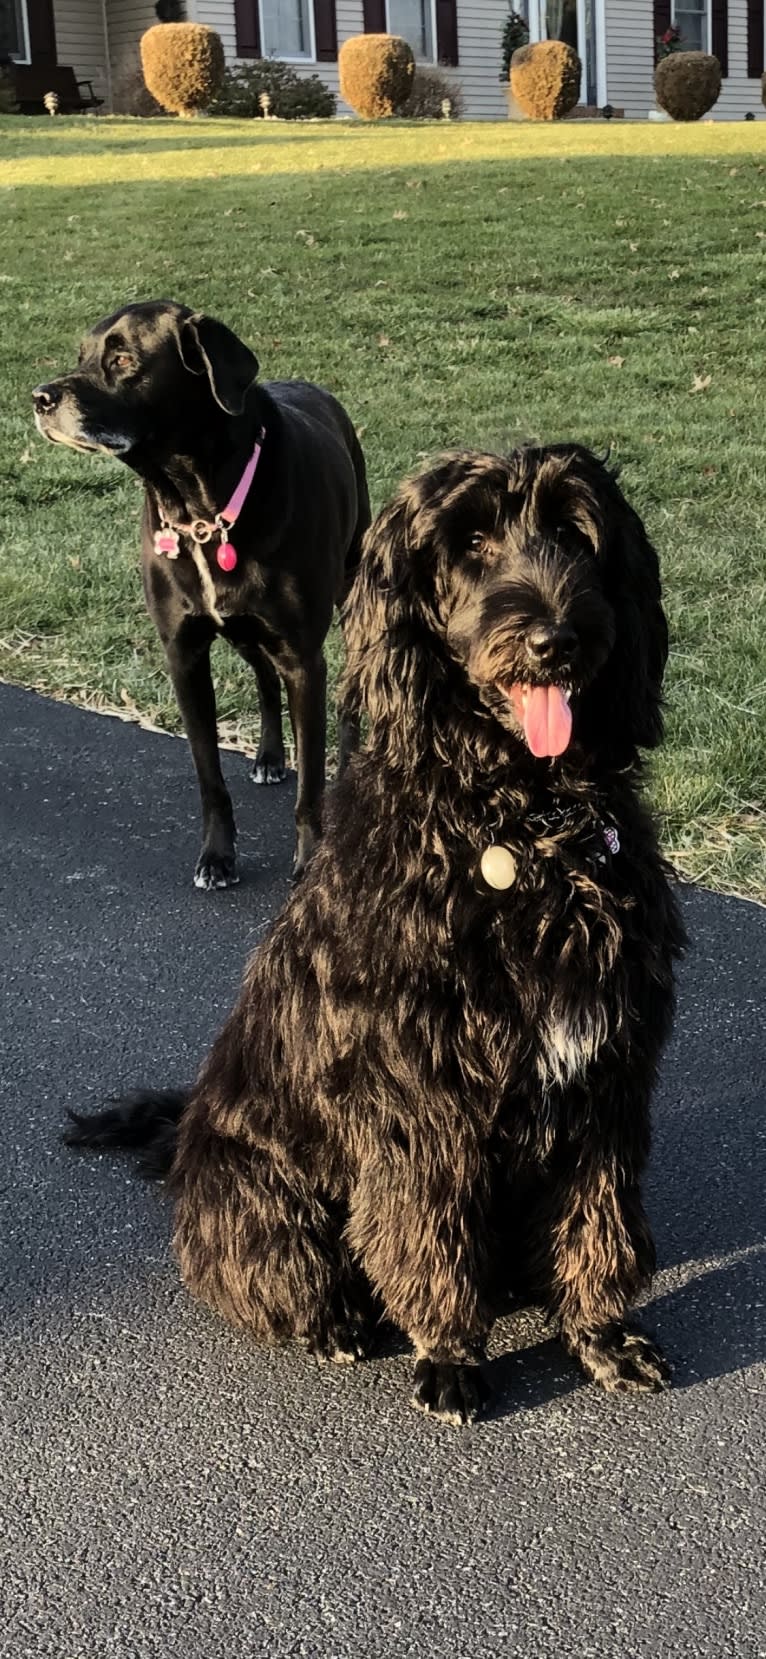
{"left": 1, "top": 116, "right": 765, "bottom": 896}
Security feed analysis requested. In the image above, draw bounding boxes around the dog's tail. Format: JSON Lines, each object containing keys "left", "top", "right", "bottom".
{"left": 64, "top": 1088, "right": 188, "bottom": 1179}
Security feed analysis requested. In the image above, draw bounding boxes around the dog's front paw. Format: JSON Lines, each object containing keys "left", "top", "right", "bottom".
{"left": 306, "top": 1319, "right": 370, "bottom": 1366}
{"left": 193, "top": 851, "right": 239, "bottom": 890}
{"left": 569, "top": 1323, "right": 671, "bottom": 1394}
{"left": 251, "top": 760, "right": 288, "bottom": 786}
{"left": 411, "top": 1359, "right": 490, "bottom": 1427}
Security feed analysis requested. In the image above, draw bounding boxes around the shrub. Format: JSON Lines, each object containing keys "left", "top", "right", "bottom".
{"left": 656, "top": 22, "right": 682, "bottom": 61}
{"left": 501, "top": 8, "right": 529, "bottom": 80}
{"left": 398, "top": 67, "right": 463, "bottom": 120}
{"left": 338, "top": 33, "right": 414, "bottom": 120}
{"left": 210, "top": 59, "right": 335, "bottom": 120}
{"left": 140, "top": 22, "right": 225, "bottom": 117}
{"left": 654, "top": 50, "right": 721, "bottom": 119}
{"left": 510, "top": 40, "right": 581, "bottom": 120}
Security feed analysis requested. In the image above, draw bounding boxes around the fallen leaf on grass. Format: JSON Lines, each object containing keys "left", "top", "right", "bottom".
{"left": 607, "top": 355, "right": 625, "bottom": 368}
{"left": 392, "top": 210, "right": 409, "bottom": 221}
{"left": 377, "top": 334, "right": 391, "bottom": 348}
{"left": 691, "top": 374, "right": 712, "bottom": 394}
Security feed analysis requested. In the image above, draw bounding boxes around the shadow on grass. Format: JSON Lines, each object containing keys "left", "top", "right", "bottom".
{"left": 2, "top": 127, "right": 352, "bottom": 161}
{"left": 4, "top": 473, "right": 124, "bottom": 506}
{"left": 5, "top": 132, "right": 761, "bottom": 186}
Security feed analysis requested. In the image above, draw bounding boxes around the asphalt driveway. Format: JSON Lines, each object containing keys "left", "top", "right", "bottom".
{"left": 1, "top": 684, "right": 764, "bottom": 1658}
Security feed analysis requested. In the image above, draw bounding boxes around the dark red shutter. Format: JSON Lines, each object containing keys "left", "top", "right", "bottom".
{"left": 27, "top": 0, "right": 57, "bottom": 63}
{"left": 653, "top": 0, "right": 671, "bottom": 61}
{"left": 313, "top": 0, "right": 337, "bottom": 60}
{"left": 711, "top": 0, "right": 728, "bottom": 73}
{"left": 747, "top": 0, "right": 764, "bottom": 76}
{"left": 362, "top": 0, "right": 386, "bottom": 29}
{"left": 234, "top": 0, "right": 261, "bottom": 57}
{"left": 435, "top": 0, "right": 458, "bottom": 64}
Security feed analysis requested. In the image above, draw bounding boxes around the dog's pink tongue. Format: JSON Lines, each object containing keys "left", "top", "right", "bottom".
{"left": 524, "top": 685, "right": 573, "bottom": 758}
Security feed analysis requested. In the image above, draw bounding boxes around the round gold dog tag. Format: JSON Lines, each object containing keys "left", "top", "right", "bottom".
{"left": 480, "top": 845, "right": 517, "bottom": 890}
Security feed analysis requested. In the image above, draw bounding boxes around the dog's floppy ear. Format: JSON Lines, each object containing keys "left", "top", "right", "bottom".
{"left": 595, "top": 486, "right": 669, "bottom": 761}
{"left": 340, "top": 483, "right": 443, "bottom": 764}
{"left": 179, "top": 313, "right": 259, "bottom": 415}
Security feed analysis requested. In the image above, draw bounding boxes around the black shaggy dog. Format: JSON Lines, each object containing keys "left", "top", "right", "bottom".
{"left": 33, "top": 301, "right": 369, "bottom": 886}
{"left": 68, "top": 445, "right": 685, "bottom": 1426}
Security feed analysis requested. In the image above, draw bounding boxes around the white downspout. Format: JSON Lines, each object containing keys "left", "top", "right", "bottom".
{"left": 100, "top": 0, "right": 113, "bottom": 110}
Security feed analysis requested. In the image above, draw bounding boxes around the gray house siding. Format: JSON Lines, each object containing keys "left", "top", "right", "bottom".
{"left": 40, "top": 0, "right": 766, "bottom": 120}
{"left": 107, "top": 0, "right": 158, "bottom": 91}
{"left": 605, "top": 0, "right": 765, "bottom": 120}
{"left": 51, "top": 0, "right": 109, "bottom": 102}
{"left": 192, "top": 0, "right": 510, "bottom": 119}
{"left": 604, "top": 0, "right": 655, "bottom": 116}
{"left": 715, "top": 2, "right": 763, "bottom": 116}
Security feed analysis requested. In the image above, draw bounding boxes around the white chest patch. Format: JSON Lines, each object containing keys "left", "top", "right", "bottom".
{"left": 189, "top": 541, "right": 224, "bottom": 629}
{"left": 536, "top": 1003, "right": 610, "bottom": 1090}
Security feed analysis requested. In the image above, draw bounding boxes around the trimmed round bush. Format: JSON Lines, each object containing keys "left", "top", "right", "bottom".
{"left": 510, "top": 40, "right": 581, "bottom": 121}
{"left": 398, "top": 66, "right": 464, "bottom": 120}
{"left": 211, "top": 59, "right": 335, "bottom": 120}
{"left": 140, "top": 22, "right": 225, "bottom": 117}
{"left": 339, "top": 33, "right": 414, "bottom": 120}
{"left": 654, "top": 51, "right": 721, "bottom": 120}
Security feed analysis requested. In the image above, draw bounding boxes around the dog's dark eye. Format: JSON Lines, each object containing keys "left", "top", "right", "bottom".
{"left": 470, "top": 533, "right": 488, "bottom": 553}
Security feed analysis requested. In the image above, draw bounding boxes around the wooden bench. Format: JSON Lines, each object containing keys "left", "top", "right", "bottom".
{"left": 10, "top": 63, "right": 103, "bottom": 115}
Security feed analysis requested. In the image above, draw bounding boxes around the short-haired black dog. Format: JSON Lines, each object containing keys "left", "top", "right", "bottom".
{"left": 68, "top": 446, "right": 685, "bottom": 1427}
{"left": 33, "top": 301, "right": 370, "bottom": 886}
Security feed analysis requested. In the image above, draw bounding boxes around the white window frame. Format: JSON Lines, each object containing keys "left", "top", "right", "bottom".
{"left": 385, "top": 0, "right": 438, "bottom": 65}
{"left": 671, "top": 0, "right": 712, "bottom": 53}
{"left": 3, "top": 0, "right": 31, "bottom": 65}
{"left": 258, "top": 0, "right": 317, "bottom": 64}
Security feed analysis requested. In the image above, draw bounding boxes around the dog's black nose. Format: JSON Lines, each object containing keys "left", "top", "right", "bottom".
{"left": 32, "top": 383, "right": 62, "bottom": 413}
{"left": 526, "top": 623, "right": 578, "bottom": 666}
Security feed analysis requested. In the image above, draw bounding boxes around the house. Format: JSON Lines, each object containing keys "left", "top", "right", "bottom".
{"left": 2, "top": 0, "right": 765, "bottom": 119}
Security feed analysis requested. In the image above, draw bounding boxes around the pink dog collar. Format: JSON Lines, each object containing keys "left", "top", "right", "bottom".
{"left": 153, "top": 426, "right": 266, "bottom": 572}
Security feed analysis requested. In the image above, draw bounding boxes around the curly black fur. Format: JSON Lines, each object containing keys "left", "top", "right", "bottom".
{"left": 69, "top": 446, "right": 685, "bottom": 1426}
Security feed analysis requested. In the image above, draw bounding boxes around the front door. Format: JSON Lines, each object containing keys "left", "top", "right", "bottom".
{"left": 526, "top": 0, "right": 606, "bottom": 108}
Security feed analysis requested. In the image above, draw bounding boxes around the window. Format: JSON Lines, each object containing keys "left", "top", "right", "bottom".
{"left": 386, "top": 0, "right": 435, "bottom": 62}
{"left": 260, "top": 0, "right": 314, "bottom": 60}
{"left": 539, "top": 0, "right": 578, "bottom": 51}
{"left": 0, "top": 0, "right": 29, "bottom": 62}
{"left": 672, "top": 0, "right": 710, "bottom": 53}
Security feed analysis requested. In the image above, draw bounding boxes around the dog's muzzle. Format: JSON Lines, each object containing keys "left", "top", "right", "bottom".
{"left": 32, "top": 383, "right": 63, "bottom": 417}
{"left": 32, "top": 382, "right": 132, "bottom": 455}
